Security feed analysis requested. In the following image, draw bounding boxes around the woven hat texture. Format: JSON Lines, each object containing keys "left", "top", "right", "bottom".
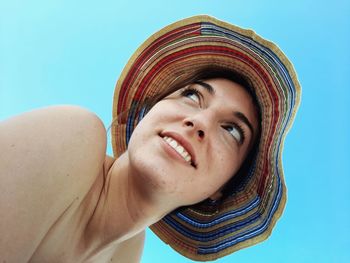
{"left": 112, "top": 15, "right": 301, "bottom": 261}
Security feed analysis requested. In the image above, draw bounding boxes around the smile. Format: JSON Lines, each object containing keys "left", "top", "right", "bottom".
{"left": 163, "top": 136, "right": 192, "bottom": 163}
{"left": 160, "top": 132, "right": 197, "bottom": 168}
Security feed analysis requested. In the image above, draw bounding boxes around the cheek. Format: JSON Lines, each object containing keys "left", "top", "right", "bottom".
{"left": 210, "top": 146, "right": 240, "bottom": 189}
{"left": 127, "top": 103, "right": 165, "bottom": 149}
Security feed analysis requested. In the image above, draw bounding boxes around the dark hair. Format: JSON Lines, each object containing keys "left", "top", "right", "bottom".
{"left": 141, "top": 65, "right": 262, "bottom": 200}
{"left": 143, "top": 66, "right": 260, "bottom": 116}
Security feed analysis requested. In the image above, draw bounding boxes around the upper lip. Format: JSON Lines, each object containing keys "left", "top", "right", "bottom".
{"left": 160, "top": 131, "right": 197, "bottom": 168}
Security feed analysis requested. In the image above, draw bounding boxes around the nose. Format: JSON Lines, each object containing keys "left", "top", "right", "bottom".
{"left": 184, "top": 120, "right": 205, "bottom": 139}
{"left": 183, "top": 111, "right": 212, "bottom": 140}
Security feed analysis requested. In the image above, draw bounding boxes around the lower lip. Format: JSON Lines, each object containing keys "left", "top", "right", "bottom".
{"left": 160, "top": 137, "right": 191, "bottom": 167}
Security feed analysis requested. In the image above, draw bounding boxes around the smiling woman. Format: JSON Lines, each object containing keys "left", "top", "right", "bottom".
{"left": 111, "top": 15, "right": 301, "bottom": 261}
{"left": 0, "top": 15, "right": 301, "bottom": 263}
{"left": 126, "top": 76, "right": 259, "bottom": 207}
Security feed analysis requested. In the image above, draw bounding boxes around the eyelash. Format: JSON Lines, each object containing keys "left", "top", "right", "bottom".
{"left": 180, "top": 87, "right": 245, "bottom": 144}
{"left": 222, "top": 123, "right": 245, "bottom": 145}
{"left": 180, "top": 87, "right": 202, "bottom": 105}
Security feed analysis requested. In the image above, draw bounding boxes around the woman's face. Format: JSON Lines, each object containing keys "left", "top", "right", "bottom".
{"left": 127, "top": 78, "right": 259, "bottom": 207}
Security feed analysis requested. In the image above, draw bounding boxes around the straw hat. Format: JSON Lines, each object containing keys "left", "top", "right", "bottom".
{"left": 112, "top": 15, "right": 301, "bottom": 261}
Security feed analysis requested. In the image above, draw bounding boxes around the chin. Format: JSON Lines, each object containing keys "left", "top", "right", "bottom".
{"left": 128, "top": 148, "right": 180, "bottom": 194}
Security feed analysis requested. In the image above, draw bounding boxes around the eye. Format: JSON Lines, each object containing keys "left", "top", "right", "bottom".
{"left": 180, "top": 87, "right": 201, "bottom": 104}
{"left": 222, "top": 123, "right": 245, "bottom": 145}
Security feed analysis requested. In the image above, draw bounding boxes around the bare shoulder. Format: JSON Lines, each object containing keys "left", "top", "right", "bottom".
{"left": 110, "top": 231, "right": 145, "bottom": 263}
{"left": 0, "top": 105, "right": 108, "bottom": 262}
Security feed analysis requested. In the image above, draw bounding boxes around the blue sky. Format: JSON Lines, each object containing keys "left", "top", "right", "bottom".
{"left": 1, "top": 0, "right": 349, "bottom": 262}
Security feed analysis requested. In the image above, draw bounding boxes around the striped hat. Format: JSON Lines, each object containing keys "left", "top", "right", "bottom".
{"left": 112, "top": 15, "right": 301, "bottom": 261}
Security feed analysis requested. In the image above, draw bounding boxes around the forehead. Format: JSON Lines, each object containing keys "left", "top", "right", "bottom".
{"left": 197, "top": 78, "right": 256, "bottom": 109}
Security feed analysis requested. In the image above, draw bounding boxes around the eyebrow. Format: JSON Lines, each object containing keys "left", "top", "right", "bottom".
{"left": 194, "top": 81, "right": 215, "bottom": 95}
{"left": 234, "top": 112, "right": 255, "bottom": 138}
{"left": 194, "top": 80, "right": 255, "bottom": 138}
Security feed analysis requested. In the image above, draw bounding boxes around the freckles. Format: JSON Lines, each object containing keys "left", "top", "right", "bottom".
{"left": 208, "top": 147, "right": 235, "bottom": 184}
{"left": 215, "top": 150, "right": 226, "bottom": 165}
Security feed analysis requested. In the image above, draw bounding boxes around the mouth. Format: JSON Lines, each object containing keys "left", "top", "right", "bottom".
{"left": 159, "top": 132, "right": 197, "bottom": 168}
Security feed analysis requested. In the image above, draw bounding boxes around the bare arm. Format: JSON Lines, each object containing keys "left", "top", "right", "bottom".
{"left": 0, "top": 105, "right": 107, "bottom": 262}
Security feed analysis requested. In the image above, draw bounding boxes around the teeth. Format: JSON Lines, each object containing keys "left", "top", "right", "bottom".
{"left": 176, "top": 145, "right": 184, "bottom": 153}
{"left": 169, "top": 140, "right": 177, "bottom": 148}
{"left": 163, "top": 136, "right": 192, "bottom": 164}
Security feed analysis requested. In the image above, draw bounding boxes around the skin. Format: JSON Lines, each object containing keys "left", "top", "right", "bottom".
{"left": 0, "top": 78, "right": 258, "bottom": 262}
{"left": 126, "top": 78, "right": 259, "bottom": 207}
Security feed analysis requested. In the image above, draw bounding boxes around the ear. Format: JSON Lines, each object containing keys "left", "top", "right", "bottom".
{"left": 209, "top": 190, "right": 223, "bottom": 201}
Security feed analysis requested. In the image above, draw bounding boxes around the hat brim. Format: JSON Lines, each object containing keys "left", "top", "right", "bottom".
{"left": 112, "top": 15, "right": 301, "bottom": 261}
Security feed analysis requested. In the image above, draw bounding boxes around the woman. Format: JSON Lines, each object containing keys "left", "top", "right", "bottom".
{"left": 0, "top": 15, "right": 301, "bottom": 262}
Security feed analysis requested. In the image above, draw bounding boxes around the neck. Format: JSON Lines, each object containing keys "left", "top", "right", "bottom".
{"left": 82, "top": 153, "right": 171, "bottom": 258}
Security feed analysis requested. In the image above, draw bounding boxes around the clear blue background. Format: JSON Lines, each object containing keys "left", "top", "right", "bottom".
{"left": 1, "top": 0, "right": 349, "bottom": 262}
